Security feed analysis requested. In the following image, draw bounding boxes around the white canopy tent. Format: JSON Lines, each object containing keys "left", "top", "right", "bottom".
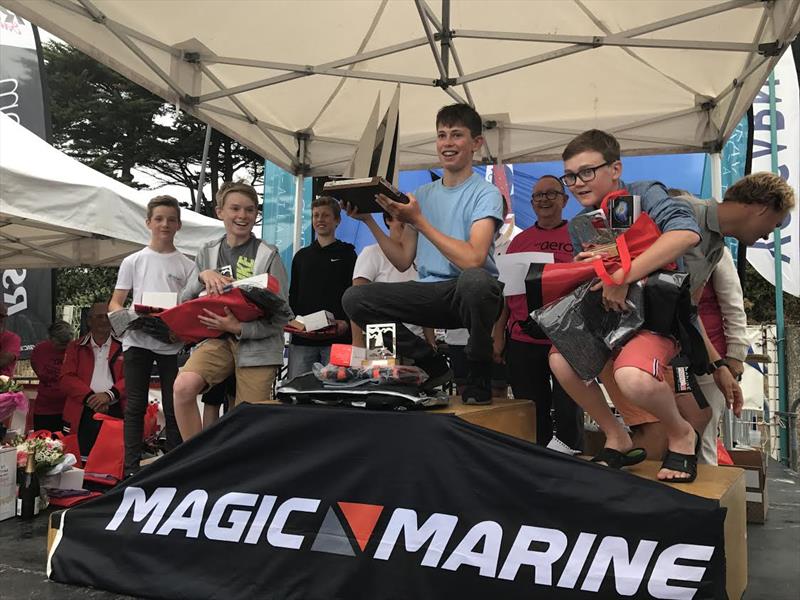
{"left": 0, "top": 113, "right": 224, "bottom": 268}
{"left": 6, "top": 0, "right": 800, "bottom": 175}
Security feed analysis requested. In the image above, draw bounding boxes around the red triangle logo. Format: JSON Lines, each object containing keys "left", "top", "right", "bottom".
{"left": 337, "top": 502, "right": 384, "bottom": 552}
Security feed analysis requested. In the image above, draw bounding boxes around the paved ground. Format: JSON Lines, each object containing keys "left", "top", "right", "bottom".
{"left": 1, "top": 459, "right": 797, "bottom": 599}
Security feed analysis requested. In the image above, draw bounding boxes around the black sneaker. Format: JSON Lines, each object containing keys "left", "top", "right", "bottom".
{"left": 416, "top": 353, "right": 454, "bottom": 390}
{"left": 462, "top": 360, "right": 493, "bottom": 405}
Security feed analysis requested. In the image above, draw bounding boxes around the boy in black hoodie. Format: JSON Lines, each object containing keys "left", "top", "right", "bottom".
{"left": 287, "top": 196, "right": 357, "bottom": 378}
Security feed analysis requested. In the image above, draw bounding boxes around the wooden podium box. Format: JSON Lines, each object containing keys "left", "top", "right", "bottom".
{"left": 625, "top": 461, "right": 747, "bottom": 600}
{"left": 429, "top": 396, "right": 536, "bottom": 443}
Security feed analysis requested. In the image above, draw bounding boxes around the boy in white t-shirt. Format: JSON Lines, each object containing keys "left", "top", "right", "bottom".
{"left": 110, "top": 195, "right": 196, "bottom": 476}
{"left": 350, "top": 212, "right": 435, "bottom": 348}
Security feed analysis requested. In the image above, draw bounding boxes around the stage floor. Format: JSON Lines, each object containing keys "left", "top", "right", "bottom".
{"left": 1, "top": 458, "right": 797, "bottom": 600}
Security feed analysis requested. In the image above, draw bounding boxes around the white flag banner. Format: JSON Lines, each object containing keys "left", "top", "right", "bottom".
{"left": 748, "top": 49, "right": 800, "bottom": 297}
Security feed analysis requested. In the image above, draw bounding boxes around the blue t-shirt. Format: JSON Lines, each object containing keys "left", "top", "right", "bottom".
{"left": 414, "top": 173, "right": 504, "bottom": 282}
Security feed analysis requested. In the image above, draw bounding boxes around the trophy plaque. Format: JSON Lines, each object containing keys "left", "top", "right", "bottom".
{"left": 322, "top": 177, "right": 409, "bottom": 214}
{"left": 365, "top": 323, "right": 397, "bottom": 366}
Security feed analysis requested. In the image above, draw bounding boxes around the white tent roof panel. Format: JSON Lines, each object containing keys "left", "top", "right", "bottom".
{"left": 5, "top": 0, "right": 800, "bottom": 176}
{"left": 0, "top": 114, "right": 224, "bottom": 268}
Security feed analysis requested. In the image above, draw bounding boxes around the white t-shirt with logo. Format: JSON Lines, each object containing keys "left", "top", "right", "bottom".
{"left": 353, "top": 244, "right": 424, "bottom": 338}
{"left": 115, "top": 247, "right": 196, "bottom": 354}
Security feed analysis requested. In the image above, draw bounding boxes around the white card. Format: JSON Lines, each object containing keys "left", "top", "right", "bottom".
{"left": 141, "top": 291, "right": 178, "bottom": 309}
{"left": 496, "top": 252, "right": 554, "bottom": 296}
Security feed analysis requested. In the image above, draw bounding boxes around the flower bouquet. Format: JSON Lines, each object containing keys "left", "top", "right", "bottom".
{"left": 0, "top": 374, "right": 28, "bottom": 421}
{"left": 14, "top": 432, "right": 67, "bottom": 475}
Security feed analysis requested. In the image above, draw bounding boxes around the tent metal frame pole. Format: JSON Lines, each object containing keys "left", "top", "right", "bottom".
{"left": 293, "top": 136, "right": 308, "bottom": 256}
{"left": 768, "top": 70, "right": 789, "bottom": 465}
{"left": 718, "top": 7, "right": 770, "bottom": 135}
{"left": 197, "top": 61, "right": 300, "bottom": 166}
{"left": 501, "top": 123, "right": 689, "bottom": 147}
{"left": 307, "top": 0, "right": 389, "bottom": 131}
{"left": 457, "top": 44, "right": 591, "bottom": 85}
{"left": 574, "top": 0, "right": 701, "bottom": 98}
{"left": 196, "top": 67, "right": 433, "bottom": 104}
{"left": 501, "top": 105, "right": 705, "bottom": 161}
{"left": 0, "top": 233, "right": 83, "bottom": 266}
{"left": 292, "top": 174, "right": 305, "bottom": 257}
{"left": 453, "top": 29, "right": 754, "bottom": 52}
{"left": 449, "top": 42, "right": 475, "bottom": 107}
{"left": 197, "top": 103, "right": 298, "bottom": 167}
{"left": 195, "top": 98, "right": 296, "bottom": 137}
{"left": 195, "top": 125, "right": 213, "bottom": 212}
{"left": 205, "top": 37, "right": 429, "bottom": 72}
{"left": 440, "top": 0, "right": 450, "bottom": 76}
{"left": 710, "top": 152, "right": 723, "bottom": 201}
{"left": 415, "top": 0, "right": 447, "bottom": 83}
{"left": 77, "top": 0, "right": 186, "bottom": 100}
{"left": 51, "top": 0, "right": 177, "bottom": 54}
{"left": 454, "top": 0, "right": 752, "bottom": 85}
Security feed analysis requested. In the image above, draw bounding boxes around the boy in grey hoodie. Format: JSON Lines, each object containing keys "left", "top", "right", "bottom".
{"left": 173, "top": 182, "right": 292, "bottom": 441}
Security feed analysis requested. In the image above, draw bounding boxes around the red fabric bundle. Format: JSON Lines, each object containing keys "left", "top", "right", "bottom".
{"left": 159, "top": 288, "right": 263, "bottom": 343}
{"left": 526, "top": 211, "right": 667, "bottom": 312}
{"left": 83, "top": 413, "right": 124, "bottom": 484}
{"left": 159, "top": 273, "right": 282, "bottom": 344}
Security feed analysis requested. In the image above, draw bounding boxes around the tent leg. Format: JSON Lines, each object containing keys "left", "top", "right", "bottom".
{"left": 710, "top": 152, "right": 722, "bottom": 201}
{"left": 196, "top": 125, "right": 213, "bottom": 212}
{"left": 293, "top": 174, "right": 305, "bottom": 256}
{"left": 768, "top": 70, "right": 788, "bottom": 465}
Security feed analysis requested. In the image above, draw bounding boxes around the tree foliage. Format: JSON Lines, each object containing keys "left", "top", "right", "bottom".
{"left": 742, "top": 263, "right": 800, "bottom": 325}
{"left": 45, "top": 40, "right": 267, "bottom": 304}
{"left": 43, "top": 40, "right": 264, "bottom": 214}
{"left": 55, "top": 267, "right": 118, "bottom": 307}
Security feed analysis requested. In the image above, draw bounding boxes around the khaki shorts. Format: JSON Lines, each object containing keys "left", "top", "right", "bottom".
{"left": 182, "top": 337, "right": 277, "bottom": 406}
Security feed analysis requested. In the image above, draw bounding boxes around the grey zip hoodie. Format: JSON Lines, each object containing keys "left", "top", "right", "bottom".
{"left": 180, "top": 236, "right": 293, "bottom": 367}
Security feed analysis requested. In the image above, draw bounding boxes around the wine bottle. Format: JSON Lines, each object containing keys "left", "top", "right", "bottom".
{"left": 17, "top": 450, "right": 41, "bottom": 519}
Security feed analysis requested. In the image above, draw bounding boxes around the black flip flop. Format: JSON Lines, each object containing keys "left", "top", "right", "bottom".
{"left": 659, "top": 430, "right": 701, "bottom": 484}
{"left": 590, "top": 447, "right": 647, "bottom": 469}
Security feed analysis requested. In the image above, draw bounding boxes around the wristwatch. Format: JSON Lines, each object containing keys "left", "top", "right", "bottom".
{"left": 711, "top": 359, "right": 730, "bottom": 373}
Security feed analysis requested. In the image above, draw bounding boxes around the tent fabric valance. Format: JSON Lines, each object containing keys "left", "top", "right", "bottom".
{"left": 0, "top": 114, "right": 224, "bottom": 268}
{"left": 6, "top": 0, "right": 799, "bottom": 176}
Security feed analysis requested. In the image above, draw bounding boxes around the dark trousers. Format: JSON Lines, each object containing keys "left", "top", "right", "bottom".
{"left": 33, "top": 413, "right": 64, "bottom": 434}
{"left": 343, "top": 269, "right": 503, "bottom": 363}
{"left": 78, "top": 402, "right": 123, "bottom": 458}
{"left": 505, "top": 339, "right": 584, "bottom": 450}
{"left": 123, "top": 347, "right": 181, "bottom": 473}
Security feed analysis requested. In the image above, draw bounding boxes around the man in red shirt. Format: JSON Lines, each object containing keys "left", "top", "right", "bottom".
{"left": 493, "top": 176, "right": 583, "bottom": 448}
{"left": 31, "top": 321, "right": 74, "bottom": 432}
{"left": 61, "top": 302, "right": 126, "bottom": 457}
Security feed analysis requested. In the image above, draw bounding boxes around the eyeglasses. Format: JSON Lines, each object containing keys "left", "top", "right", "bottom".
{"left": 532, "top": 190, "right": 566, "bottom": 203}
{"left": 560, "top": 162, "right": 610, "bottom": 186}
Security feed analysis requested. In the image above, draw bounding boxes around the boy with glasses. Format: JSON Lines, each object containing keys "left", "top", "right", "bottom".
{"left": 553, "top": 130, "right": 793, "bottom": 483}
{"left": 551, "top": 129, "right": 704, "bottom": 482}
{"left": 493, "top": 175, "right": 583, "bottom": 448}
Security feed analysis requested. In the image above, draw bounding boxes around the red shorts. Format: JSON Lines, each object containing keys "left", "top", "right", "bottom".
{"left": 551, "top": 331, "right": 678, "bottom": 427}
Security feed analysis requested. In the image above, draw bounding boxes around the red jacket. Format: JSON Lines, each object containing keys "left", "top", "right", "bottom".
{"left": 60, "top": 334, "right": 126, "bottom": 437}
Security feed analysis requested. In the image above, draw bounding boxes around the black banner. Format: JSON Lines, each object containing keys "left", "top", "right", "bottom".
{"left": 49, "top": 405, "right": 727, "bottom": 599}
{"left": 1, "top": 9, "right": 53, "bottom": 357}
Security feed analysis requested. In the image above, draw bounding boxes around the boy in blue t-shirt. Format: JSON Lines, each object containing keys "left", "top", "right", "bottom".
{"left": 343, "top": 103, "right": 504, "bottom": 404}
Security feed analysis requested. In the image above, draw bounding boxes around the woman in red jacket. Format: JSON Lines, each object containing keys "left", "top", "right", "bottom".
{"left": 60, "top": 303, "right": 126, "bottom": 457}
